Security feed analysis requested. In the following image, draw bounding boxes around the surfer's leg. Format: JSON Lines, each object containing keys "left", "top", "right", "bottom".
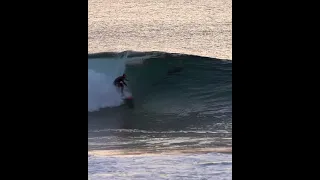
{"left": 115, "top": 83, "right": 120, "bottom": 92}
{"left": 120, "top": 84, "right": 124, "bottom": 95}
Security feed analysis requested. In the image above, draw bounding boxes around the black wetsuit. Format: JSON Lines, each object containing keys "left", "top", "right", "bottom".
{"left": 113, "top": 76, "right": 127, "bottom": 87}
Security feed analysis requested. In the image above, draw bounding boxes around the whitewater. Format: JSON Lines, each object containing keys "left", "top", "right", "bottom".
{"left": 88, "top": 51, "right": 159, "bottom": 112}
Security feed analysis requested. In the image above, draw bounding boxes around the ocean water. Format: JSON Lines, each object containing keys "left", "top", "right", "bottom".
{"left": 88, "top": 0, "right": 232, "bottom": 60}
{"left": 88, "top": 0, "right": 232, "bottom": 179}
{"left": 88, "top": 152, "right": 231, "bottom": 180}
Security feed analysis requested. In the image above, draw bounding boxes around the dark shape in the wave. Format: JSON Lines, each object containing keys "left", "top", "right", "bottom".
{"left": 167, "top": 67, "right": 183, "bottom": 75}
{"left": 150, "top": 67, "right": 184, "bottom": 87}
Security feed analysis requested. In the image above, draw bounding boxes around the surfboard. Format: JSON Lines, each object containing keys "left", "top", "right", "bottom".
{"left": 122, "top": 90, "right": 132, "bottom": 98}
{"left": 122, "top": 90, "right": 134, "bottom": 108}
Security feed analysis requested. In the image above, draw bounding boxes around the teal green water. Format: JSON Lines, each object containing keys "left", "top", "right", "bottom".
{"left": 88, "top": 52, "right": 232, "bottom": 151}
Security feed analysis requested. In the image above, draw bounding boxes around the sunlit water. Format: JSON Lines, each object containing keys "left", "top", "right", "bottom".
{"left": 88, "top": 0, "right": 232, "bottom": 60}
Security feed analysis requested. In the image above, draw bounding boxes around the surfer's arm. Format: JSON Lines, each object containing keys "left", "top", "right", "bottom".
{"left": 123, "top": 81, "right": 127, "bottom": 86}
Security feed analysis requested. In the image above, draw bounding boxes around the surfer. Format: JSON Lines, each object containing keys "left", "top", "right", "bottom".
{"left": 113, "top": 74, "right": 129, "bottom": 96}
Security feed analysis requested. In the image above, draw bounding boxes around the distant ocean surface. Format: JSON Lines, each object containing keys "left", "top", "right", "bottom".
{"left": 88, "top": 0, "right": 232, "bottom": 179}
{"left": 89, "top": 0, "right": 232, "bottom": 60}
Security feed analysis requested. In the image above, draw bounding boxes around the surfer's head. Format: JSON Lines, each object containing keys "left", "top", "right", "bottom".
{"left": 123, "top": 73, "right": 126, "bottom": 77}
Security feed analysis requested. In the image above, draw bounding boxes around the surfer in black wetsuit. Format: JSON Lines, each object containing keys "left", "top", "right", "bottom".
{"left": 113, "top": 74, "right": 129, "bottom": 95}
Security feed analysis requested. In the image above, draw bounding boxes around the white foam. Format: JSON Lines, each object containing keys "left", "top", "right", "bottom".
{"left": 88, "top": 53, "right": 131, "bottom": 112}
{"left": 88, "top": 52, "right": 163, "bottom": 112}
{"left": 88, "top": 69, "right": 124, "bottom": 112}
{"left": 88, "top": 152, "right": 232, "bottom": 180}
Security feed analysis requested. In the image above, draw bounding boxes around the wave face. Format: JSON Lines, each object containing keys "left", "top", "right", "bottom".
{"left": 88, "top": 51, "right": 231, "bottom": 114}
